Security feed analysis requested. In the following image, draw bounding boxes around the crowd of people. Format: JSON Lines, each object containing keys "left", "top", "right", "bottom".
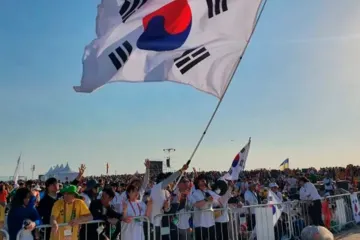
{"left": 0, "top": 162, "right": 359, "bottom": 240}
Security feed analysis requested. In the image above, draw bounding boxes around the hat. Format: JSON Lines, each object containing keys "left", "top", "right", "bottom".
{"left": 301, "top": 226, "right": 334, "bottom": 240}
{"left": 85, "top": 179, "right": 99, "bottom": 191}
{"left": 33, "top": 185, "right": 42, "bottom": 191}
{"left": 60, "top": 185, "right": 80, "bottom": 197}
{"left": 269, "top": 183, "right": 279, "bottom": 188}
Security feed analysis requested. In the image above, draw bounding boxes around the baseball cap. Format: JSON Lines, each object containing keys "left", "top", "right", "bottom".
{"left": 301, "top": 226, "right": 334, "bottom": 240}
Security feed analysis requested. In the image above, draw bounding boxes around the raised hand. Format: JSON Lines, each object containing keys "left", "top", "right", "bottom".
{"left": 144, "top": 159, "right": 150, "bottom": 169}
{"left": 181, "top": 164, "right": 189, "bottom": 172}
{"left": 78, "top": 164, "right": 86, "bottom": 176}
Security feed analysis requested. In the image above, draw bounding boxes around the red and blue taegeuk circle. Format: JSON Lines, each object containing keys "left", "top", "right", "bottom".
{"left": 137, "top": 0, "right": 192, "bottom": 51}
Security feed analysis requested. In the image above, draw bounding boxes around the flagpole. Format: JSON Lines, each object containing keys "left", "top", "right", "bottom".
{"left": 186, "top": 0, "right": 268, "bottom": 164}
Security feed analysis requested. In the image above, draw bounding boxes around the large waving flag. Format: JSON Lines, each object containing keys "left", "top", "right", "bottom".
{"left": 74, "top": 0, "right": 263, "bottom": 98}
{"left": 279, "top": 158, "right": 289, "bottom": 171}
{"left": 224, "top": 138, "right": 251, "bottom": 180}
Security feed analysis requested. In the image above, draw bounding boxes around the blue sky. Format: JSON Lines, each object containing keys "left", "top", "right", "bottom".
{"left": 1, "top": 0, "right": 360, "bottom": 177}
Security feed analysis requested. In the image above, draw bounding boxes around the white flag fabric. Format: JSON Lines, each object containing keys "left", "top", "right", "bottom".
{"left": 267, "top": 190, "right": 283, "bottom": 226}
{"left": 75, "top": 0, "right": 262, "bottom": 98}
{"left": 223, "top": 138, "right": 251, "bottom": 180}
{"left": 350, "top": 193, "right": 360, "bottom": 223}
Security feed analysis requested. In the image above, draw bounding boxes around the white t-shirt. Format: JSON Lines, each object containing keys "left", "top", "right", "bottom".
{"left": 287, "top": 178, "right": 297, "bottom": 188}
{"left": 323, "top": 178, "right": 334, "bottom": 191}
{"left": 150, "top": 183, "right": 169, "bottom": 227}
{"left": 111, "top": 192, "right": 122, "bottom": 213}
{"left": 121, "top": 199, "right": 147, "bottom": 240}
{"left": 214, "top": 188, "right": 232, "bottom": 223}
{"left": 174, "top": 189, "right": 192, "bottom": 230}
{"left": 80, "top": 193, "right": 91, "bottom": 208}
{"left": 244, "top": 190, "right": 258, "bottom": 214}
{"left": 190, "top": 189, "right": 215, "bottom": 228}
{"left": 300, "top": 182, "right": 321, "bottom": 201}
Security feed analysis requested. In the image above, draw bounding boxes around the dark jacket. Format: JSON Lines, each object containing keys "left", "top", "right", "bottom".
{"left": 80, "top": 199, "right": 123, "bottom": 240}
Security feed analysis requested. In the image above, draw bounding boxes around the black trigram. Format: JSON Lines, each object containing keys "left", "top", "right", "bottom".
{"left": 108, "top": 41, "right": 133, "bottom": 70}
{"left": 174, "top": 46, "right": 210, "bottom": 74}
{"left": 240, "top": 147, "right": 246, "bottom": 153}
{"left": 206, "top": 0, "right": 228, "bottom": 19}
{"left": 119, "top": 0, "right": 148, "bottom": 23}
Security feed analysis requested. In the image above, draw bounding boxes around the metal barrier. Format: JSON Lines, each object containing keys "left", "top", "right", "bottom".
{"left": 11, "top": 191, "right": 360, "bottom": 240}
{"left": 322, "top": 193, "right": 357, "bottom": 233}
{"left": 152, "top": 208, "right": 230, "bottom": 240}
{"left": 229, "top": 202, "right": 295, "bottom": 240}
{"left": 0, "top": 229, "right": 9, "bottom": 240}
{"left": 151, "top": 192, "right": 360, "bottom": 240}
{"left": 16, "top": 216, "right": 150, "bottom": 240}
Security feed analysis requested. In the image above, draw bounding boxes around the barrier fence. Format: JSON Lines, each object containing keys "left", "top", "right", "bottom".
{"left": 0, "top": 229, "right": 9, "bottom": 240}
{"left": 0, "top": 191, "right": 357, "bottom": 240}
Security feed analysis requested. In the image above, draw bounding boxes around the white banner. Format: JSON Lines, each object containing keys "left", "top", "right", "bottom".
{"left": 350, "top": 193, "right": 360, "bottom": 223}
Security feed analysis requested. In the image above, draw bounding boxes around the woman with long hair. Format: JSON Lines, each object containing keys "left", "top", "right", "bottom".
{"left": 7, "top": 188, "right": 41, "bottom": 240}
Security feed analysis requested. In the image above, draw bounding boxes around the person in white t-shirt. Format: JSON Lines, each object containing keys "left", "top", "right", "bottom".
{"left": 171, "top": 177, "right": 192, "bottom": 240}
{"left": 213, "top": 178, "right": 234, "bottom": 240}
{"left": 323, "top": 172, "right": 335, "bottom": 196}
{"left": 287, "top": 176, "right": 298, "bottom": 192}
{"left": 121, "top": 184, "right": 152, "bottom": 240}
{"left": 110, "top": 182, "right": 122, "bottom": 213}
{"left": 299, "top": 177, "right": 324, "bottom": 226}
{"left": 118, "top": 159, "right": 151, "bottom": 212}
{"left": 191, "top": 174, "right": 216, "bottom": 240}
{"left": 150, "top": 163, "right": 189, "bottom": 240}
{"left": 244, "top": 182, "right": 259, "bottom": 231}
{"left": 269, "top": 182, "right": 283, "bottom": 202}
{"left": 80, "top": 179, "right": 100, "bottom": 207}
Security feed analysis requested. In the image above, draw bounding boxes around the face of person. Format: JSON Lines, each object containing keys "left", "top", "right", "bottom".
{"left": 128, "top": 188, "right": 139, "bottom": 200}
{"left": 179, "top": 180, "right": 190, "bottom": 191}
{"left": 101, "top": 192, "right": 113, "bottom": 206}
{"left": 92, "top": 187, "right": 99, "bottom": 194}
{"left": 49, "top": 182, "right": 60, "bottom": 193}
{"left": 63, "top": 192, "right": 75, "bottom": 203}
{"left": 23, "top": 193, "right": 31, "bottom": 206}
{"left": 198, "top": 179, "right": 207, "bottom": 191}
{"left": 299, "top": 180, "right": 304, "bottom": 187}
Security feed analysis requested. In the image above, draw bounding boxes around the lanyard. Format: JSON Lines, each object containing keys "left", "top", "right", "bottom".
{"left": 63, "top": 201, "right": 76, "bottom": 223}
{"left": 129, "top": 201, "right": 141, "bottom": 216}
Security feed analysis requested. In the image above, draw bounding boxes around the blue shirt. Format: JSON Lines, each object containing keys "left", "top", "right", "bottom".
{"left": 27, "top": 195, "right": 37, "bottom": 209}
{"left": 39, "top": 191, "right": 45, "bottom": 200}
{"left": 7, "top": 206, "right": 41, "bottom": 240}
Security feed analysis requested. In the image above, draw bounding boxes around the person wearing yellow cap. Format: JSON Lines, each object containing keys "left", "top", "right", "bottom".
{"left": 50, "top": 185, "right": 92, "bottom": 240}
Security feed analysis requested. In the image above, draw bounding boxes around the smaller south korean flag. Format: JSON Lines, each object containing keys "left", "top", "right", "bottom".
{"left": 224, "top": 138, "right": 251, "bottom": 180}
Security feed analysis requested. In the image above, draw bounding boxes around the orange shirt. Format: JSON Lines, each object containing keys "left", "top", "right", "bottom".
{"left": 0, "top": 190, "right": 8, "bottom": 203}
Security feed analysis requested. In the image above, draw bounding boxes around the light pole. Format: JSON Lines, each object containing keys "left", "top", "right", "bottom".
{"left": 163, "top": 148, "right": 175, "bottom": 170}
{"left": 30, "top": 165, "right": 35, "bottom": 180}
